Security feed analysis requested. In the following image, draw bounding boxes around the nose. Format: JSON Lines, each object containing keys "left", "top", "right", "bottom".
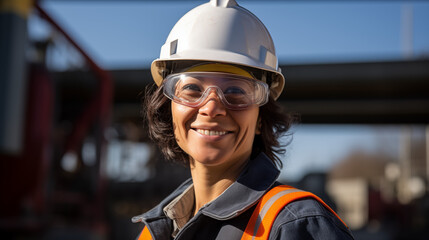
{"left": 198, "top": 89, "right": 227, "bottom": 117}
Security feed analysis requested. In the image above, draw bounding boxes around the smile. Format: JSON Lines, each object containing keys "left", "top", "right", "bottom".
{"left": 196, "top": 129, "right": 228, "bottom": 136}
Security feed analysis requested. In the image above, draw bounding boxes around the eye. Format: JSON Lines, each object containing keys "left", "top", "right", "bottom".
{"left": 177, "top": 83, "right": 203, "bottom": 101}
{"left": 224, "top": 86, "right": 246, "bottom": 95}
{"left": 182, "top": 84, "right": 202, "bottom": 92}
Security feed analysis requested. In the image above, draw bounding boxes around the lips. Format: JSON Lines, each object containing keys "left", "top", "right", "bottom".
{"left": 191, "top": 124, "right": 232, "bottom": 137}
{"left": 196, "top": 129, "right": 227, "bottom": 136}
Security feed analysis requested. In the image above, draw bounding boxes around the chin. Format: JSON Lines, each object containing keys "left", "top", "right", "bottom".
{"left": 191, "top": 150, "right": 231, "bottom": 166}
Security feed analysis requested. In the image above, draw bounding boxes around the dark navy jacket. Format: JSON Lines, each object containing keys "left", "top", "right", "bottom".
{"left": 132, "top": 153, "right": 354, "bottom": 239}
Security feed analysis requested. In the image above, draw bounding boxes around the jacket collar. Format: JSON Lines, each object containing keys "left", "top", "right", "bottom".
{"left": 133, "top": 153, "right": 280, "bottom": 222}
{"left": 132, "top": 178, "right": 194, "bottom": 223}
{"left": 201, "top": 152, "right": 280, "bottom": 220}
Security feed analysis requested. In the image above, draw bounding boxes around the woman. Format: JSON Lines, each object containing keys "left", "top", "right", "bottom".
{"left": 133, "top": 0, "right": 354, "bottom": 239}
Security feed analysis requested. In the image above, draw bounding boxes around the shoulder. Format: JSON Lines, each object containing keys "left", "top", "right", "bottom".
{"left": 269, "top": 198, "right": 354, "bottom": 239}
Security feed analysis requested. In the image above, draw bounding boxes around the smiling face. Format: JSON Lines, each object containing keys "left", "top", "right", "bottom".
{"left": 171, "top": 91, "right": 260, "bottom": 168}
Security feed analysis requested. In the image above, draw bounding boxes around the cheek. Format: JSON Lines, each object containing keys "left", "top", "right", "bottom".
{"left": 172, "top": 102, "right": 189, "bottom": 125}
{"left": 171, "top": 102, "right": 196, "bottom": 144}
{"left": 245, "top": 109, "right": 260, "bottom": 130}
{"left": 172, "top": 103, "right": 186, "bottom": 133}
{"left": 233, "top": 108, "right": 260, "bottom": 137}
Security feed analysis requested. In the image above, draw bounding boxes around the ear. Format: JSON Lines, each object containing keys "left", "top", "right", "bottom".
{"left": 255, "top": 116, "right": 262, "bottom": 135}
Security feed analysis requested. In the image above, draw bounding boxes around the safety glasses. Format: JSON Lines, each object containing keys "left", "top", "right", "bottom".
{"left": 163, "top": 72, "right": 269, "bottom": 110}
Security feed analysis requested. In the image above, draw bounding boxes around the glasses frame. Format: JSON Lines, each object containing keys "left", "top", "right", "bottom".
{"left": 162, "top": 72, "right": 270, "bottom": 110}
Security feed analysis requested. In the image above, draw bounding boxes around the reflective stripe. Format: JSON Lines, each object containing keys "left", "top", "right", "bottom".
{"left": 251, "top": 189, "right": 300, "bottom": 238}
{"left": 138, "top": 226, "right": 153, "bottom": 240}
{"left": 241, "top": 185, "right": 348, "bottom": 240}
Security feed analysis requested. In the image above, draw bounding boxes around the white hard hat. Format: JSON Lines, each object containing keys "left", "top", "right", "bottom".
{"left": 151, "top": 0, "right": 285, "bottom": 99}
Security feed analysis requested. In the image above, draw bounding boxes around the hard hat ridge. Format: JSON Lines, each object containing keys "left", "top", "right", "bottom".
{"left": 210, "top": 0, "right": 238, "bottom": 8}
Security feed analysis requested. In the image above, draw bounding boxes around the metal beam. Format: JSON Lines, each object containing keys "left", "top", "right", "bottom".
{"left": 279, "top": 59, "right": 429, "bottom": 124}
{"left": 53, "top": 59, "right": 429, "bottom": 124}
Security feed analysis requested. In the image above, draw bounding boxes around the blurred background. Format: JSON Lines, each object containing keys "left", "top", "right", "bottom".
{"left": 1, "top": 0, "right": 429, "bottom": 239}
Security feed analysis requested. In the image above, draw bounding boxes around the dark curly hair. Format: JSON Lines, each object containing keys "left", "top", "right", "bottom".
{"left": 142, "top": 83, "right": 295, "bottom": 168}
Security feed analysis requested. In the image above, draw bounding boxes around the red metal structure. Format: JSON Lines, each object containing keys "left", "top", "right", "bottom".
{"left": 0, "top": 1, "right": 113, "bottom": 238}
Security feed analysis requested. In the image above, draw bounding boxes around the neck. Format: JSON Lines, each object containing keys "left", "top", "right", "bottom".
{"left": 190, "top": 157, "right": 249, "bottom": 215}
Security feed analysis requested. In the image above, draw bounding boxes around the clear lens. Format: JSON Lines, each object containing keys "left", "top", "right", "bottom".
{"left": 163, "top": 72, "right": 269, "bottom": 110}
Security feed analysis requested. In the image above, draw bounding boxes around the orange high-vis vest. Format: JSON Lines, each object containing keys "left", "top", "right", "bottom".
{"left": 240, "top": 185, "right": 347, "bottom": 240}
{"left": 138, "top": 225, "right": 152, "bottom": 240}
{"left": 138, "top": 185, "right": 347, "bottom": 240}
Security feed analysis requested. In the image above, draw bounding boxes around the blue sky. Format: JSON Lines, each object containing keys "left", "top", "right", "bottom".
{"left": 31, "top": 0, "right": 429, "bottom": 69}
{"left": 29, "top": 0, "right": 428, "bottom": 181}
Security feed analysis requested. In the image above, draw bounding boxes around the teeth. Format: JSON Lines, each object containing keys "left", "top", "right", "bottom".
{"left": 196, "top": 129, "right": 227, "bottom": 136}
